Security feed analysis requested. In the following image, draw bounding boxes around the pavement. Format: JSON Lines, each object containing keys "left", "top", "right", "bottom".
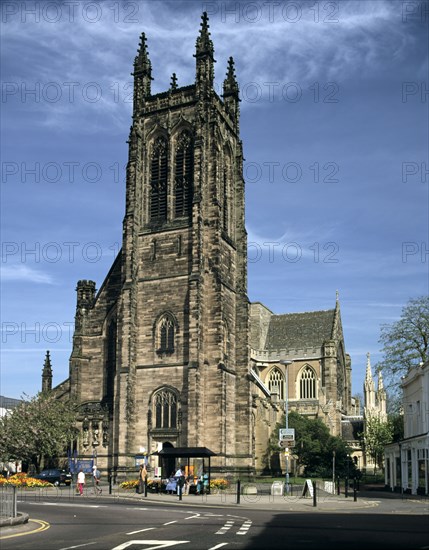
{"left": 110, "top": 485, "right": 429, "bottom": 514}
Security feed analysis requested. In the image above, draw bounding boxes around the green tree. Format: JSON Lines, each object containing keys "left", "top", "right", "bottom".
{"left": 377, "top": 295, "right": 429, "bottom": 413}
{"left": 361, "top": 415, "right": 394, "bottom": 471}
{"left": 266, "top": 411, "right": 355, "bottom": 478}
{"left": 0, "top": 392, "right": 77, "bottom": 472}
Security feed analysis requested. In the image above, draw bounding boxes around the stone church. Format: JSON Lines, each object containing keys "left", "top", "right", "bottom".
{"left": 48, "top": 13, "right": 355, "bottom": 476}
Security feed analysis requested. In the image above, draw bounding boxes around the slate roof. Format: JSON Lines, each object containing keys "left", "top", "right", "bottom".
{"left": 341, "top": 419, "right": 364, "bottom": 441}
{"left": 264, "top": 309, "right": 336, "bottom": 350}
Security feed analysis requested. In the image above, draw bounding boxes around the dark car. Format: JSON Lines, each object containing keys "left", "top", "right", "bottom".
{"left": 34, "top": 468, "right": 72, "bottom": 486}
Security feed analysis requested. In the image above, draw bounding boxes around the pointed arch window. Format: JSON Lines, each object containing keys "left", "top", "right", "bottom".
{"left": 174, "top": 132, "right": 193, "bottom": 218}
{"left": 156, "top": 313, "right": 175, "bottom": 354}
{"left": 299, "top": 365, "right": 317, "bottom": 399}
{"left": 150, "top": 137, "right": 168, "bottom": 222}
{"left": 154, "top": 389, "right": 177, "bottom": 429}
{"left": 268, "top": 368, "right": 284, "bottom": 400}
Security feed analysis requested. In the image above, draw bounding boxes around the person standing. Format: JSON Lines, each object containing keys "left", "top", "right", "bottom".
{"left": 175, "top": 466, "right": 184, "bottom": 495}
{"left": 138, "top": 463, "right": 147, "bottom": 494}
{"left": 77, "top": 469, "right": 85, "bottom": 496}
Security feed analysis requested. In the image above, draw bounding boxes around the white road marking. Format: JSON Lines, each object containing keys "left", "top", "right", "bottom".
{"left": 208, "top": 544, "right": 229, "bottom": 550}
{"left": 58, "top": 543, "right": 97, "bottom": 550}
{"left": 184, "top": 513, "right": 200, "bottom": 520}
{"left": 163, "top": 521, "right": 178, "bottom": 525}
{"left": 215, "top": 521, "right": 234, "bottom": 535}
{"left": 112, "top": 540, "right": 189, "bottom": 550}
{"left": 236, "top": 520, "right": 252, "bottom": 535}
{"left": 126, "top": 527, "right": 156, "bottom": 535}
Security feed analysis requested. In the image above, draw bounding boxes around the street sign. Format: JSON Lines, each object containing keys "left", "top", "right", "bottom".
{"left": 279, "top": 440, "right": 288, "bottom": 448}
{"left": 279, "top": 428, "right": 295, "bottom": 441}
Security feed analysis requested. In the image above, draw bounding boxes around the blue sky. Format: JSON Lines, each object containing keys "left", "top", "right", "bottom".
{"left": 1, "top": 0, "right": 428, "bottom": 402}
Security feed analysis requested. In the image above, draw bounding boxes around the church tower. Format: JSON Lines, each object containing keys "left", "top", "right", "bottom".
{"left": 67, "top": 13, "right": 252, "bottom": 473}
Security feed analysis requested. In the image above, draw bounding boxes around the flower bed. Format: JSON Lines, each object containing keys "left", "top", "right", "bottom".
{"left": 209, "top": 478, "right": 229, "bottom": 491}
{"left": 0, "top": 473, "right": 53, "bottom": 488}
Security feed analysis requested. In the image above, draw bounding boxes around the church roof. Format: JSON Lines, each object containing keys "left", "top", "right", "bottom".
{"left": 264, "top": 309, "right": 336, "bottom": 350}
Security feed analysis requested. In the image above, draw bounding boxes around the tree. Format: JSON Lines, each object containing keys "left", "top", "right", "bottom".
{"left": 361, "top": 415, "right": 394, "bottom": 471}
{"left": 377, "top": 295, "right": 429, "bottom": 413}
{"left": 0, "top": 392, "right": 77, "bottom": 472}
{"left": 266, "top": 411, "right": 355, "bottom": 478}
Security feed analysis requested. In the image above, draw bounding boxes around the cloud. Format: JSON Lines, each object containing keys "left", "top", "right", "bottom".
{"left": 1, "top": 265, "right": 55, "bottom": 284}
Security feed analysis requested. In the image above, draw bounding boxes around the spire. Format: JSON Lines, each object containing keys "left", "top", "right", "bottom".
{"left": 195, "top": 12, "right": 214, "bottom": 57}
{"left": 170, "top": 73, "right": 178, "bottom": 91}
{"left": 223, "top": 56, "right": 239, "bottom": 97}
{"left": 42, "top": 350, "right": 53, "bottom": 393}
{"left": 336, "top": 289, "right": 339, "bottom": 303}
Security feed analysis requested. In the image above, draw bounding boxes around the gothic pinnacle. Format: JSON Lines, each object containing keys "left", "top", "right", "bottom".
{"left": 223, "top": 56, "right": 239, "bottom": 96}
{"left": 195, "top": 11, "right": 214, "bottom": 56}
{"left": 134, "top": 32, "right": 152, "bottom": 74}
{"left": 170, "top": 73, "right": 178, "bottom": 90}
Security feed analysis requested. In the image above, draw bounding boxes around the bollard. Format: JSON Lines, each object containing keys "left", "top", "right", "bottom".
{"left": 353, "top": 478, "right": 357, "bottom": 502}
{"left": 144, "top": 478, "right": 148, "bottom": 498}
{"left": 345, "top": 478, "right": 348, "bottom": 498}
{"left": 179, "top": 482, "right": 182, "bottom": 501}
{"left": 337, "top": 476, "right": 340, "bottom": 495}
{"left": 108, "top": 473, "right": 112, "bottom": 495}
{"left": 313, "top": 482, "right": 317, "bottom": 507}
{"left": 237, "top": 480, "right": 241, "bottom": 504}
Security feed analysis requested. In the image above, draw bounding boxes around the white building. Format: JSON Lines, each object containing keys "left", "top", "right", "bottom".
{"left": 385, "top": 361, "right": 429, "bottom": 495}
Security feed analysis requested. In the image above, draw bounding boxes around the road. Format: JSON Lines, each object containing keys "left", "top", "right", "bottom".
{"left": 1, "top": 493, "right": 428, "bottom": 549}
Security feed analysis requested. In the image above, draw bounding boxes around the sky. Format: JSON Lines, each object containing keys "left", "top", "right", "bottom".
{"left": 1, "top": 0, "right": 428, "bottom": 403}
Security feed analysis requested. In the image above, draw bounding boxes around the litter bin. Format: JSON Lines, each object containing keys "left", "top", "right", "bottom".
{"left": 271, "top": 481, "right": 283, "bottom": 496}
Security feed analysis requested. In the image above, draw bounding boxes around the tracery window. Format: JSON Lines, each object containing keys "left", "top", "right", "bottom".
{"left": 299, "top": 365, "right": 317, "bottom": 399}
{"left": 268, "top": 368, "right": 284, "bottom": 400}
{"left": 154, "top": 389, "right": 177, "bottom": 429}
{"left": 156, "top": 313, "right": 175, "bottom": 353}
{"left": 174, "top": 132, "right": 193, "bottom": 218}
{"left": 150, "top": 137, "right": 168, "bottom": 221}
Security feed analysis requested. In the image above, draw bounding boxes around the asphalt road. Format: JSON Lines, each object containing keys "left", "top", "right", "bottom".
{"left": 1, "top": 493, "right": 428, "bottom": 550}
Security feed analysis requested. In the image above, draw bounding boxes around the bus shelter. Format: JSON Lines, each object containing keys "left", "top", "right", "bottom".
{"left": 152, "top": 447, "right": 216, "bottom": 493}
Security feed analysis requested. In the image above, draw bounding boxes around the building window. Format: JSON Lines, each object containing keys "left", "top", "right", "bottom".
{"left": 268, "top": 368, "right": 284, "bottom": 400}
{"left": 174, "top": 132, "right": 193, "bottom": 218}
{"left": 150, "top": 137, "right": 168, "bottom": 221}
{"left": 157, "top": 314, "right": 175, "bottom": 354}
{"left": 299, "top": 365, "right": 317, "bottom": 399}
{"left": 154, "top": 389, "right": 177, "bottom": 429}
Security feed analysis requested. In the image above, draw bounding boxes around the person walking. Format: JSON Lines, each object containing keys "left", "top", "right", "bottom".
{"left": 77, "top": 468, "right": 85, "bottom": 496}
{"left": 92, "top": 465, "right": 102, "bottom": 494}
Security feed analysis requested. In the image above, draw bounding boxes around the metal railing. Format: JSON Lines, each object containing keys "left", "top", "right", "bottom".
{"left": 0, "top": 486, "right": 17, "bottom": 519}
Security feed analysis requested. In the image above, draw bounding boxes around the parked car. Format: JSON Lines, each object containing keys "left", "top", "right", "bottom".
{"left": 34, "top": 468, "right": 72, "bottom": 486}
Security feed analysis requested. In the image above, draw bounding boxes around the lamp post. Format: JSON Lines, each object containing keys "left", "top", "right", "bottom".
{"left": 280, "top": 360, "right": 292, "bottom": 494}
